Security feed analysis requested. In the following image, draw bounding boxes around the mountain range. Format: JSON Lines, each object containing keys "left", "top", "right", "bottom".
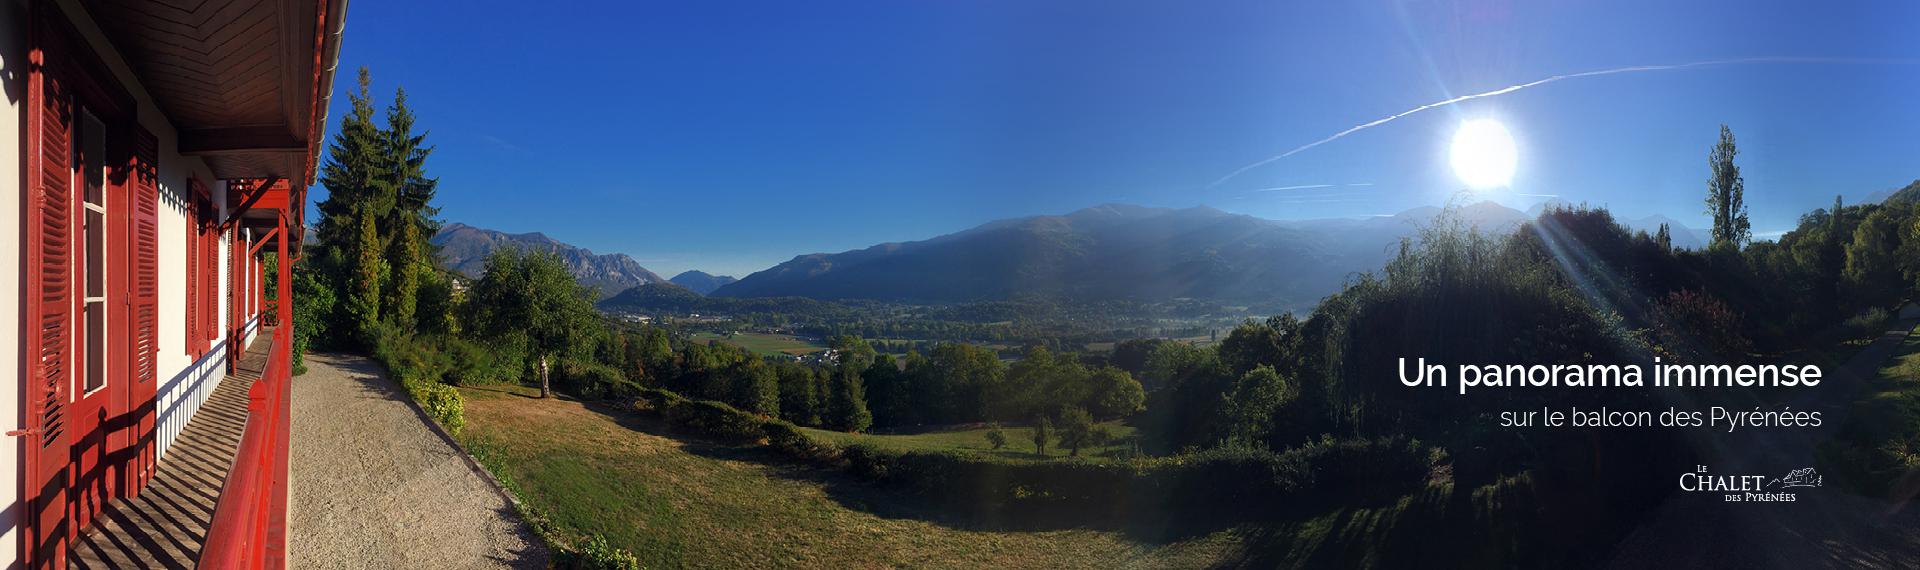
{"left": 436, "top": 200, "right": 1715, "bottom": 308}
{"left": 707, "top": 200, "right": 1705, "bottom": 308}
{"left": 431, "top": 222, "right": 666, "bottom": 298}
{"left": 670, "top": 271, "right": 738, "bottom": 295}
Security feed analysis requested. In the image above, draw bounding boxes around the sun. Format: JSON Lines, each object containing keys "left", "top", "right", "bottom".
{"left": 1450, "top": 119, "right": 1517, "bottom": 189}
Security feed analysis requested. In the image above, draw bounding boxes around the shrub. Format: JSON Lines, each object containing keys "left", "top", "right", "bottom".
{"left": 985, "top": 424, "right": 1008, "bottom": 450}
{"left": 663, "top": 400, "right": 764, "bottom": 443}
{"left": 1844, "top": 307, "right": 1893, "bottom": 340}
{"left": 554, "top": 535, "right": 642, "bottom": 570}
{"left": 407, "top": 378, "right": 466, "bottom": 436}
{"left": 370, "top": 328, "right": 468, "bottom": 437}
{"left": 443, "top": 336, "right": 522, "bottom": 386}
{"left": 763, "top": 419, "right": 839, "bottom": 461}
{"left": 557, "top": 359, "right": 640, "bottom": 401}
{"left": 1650, "top": 289, "right": 1752, "bottom": 363}
{"left": 637, "top": 387, "right": 688, "bottom": 411}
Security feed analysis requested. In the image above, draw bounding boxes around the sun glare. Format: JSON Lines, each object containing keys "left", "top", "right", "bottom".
{"left": 1450, "top": 119, "right": 1517, "bottom": 189}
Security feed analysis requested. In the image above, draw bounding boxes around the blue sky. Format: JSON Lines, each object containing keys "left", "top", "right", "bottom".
{"left": 314, "top": 1, "right": 1920, "bottom": 278}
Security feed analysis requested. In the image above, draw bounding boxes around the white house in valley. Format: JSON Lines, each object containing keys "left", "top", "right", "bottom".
{"left": 1, "top": 0, "right": 344, "bottom": 567}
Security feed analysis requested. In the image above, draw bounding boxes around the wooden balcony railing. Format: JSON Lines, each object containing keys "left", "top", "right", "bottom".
{"left": 198, "top": 319, "right": 291, "bottom": 569}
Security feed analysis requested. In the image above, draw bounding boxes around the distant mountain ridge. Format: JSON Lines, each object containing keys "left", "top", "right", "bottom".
{"left": 431, "top": 222, "right": 665, "bottom": 298}
{"left": 710, "top": 201, "right": 1711, "bottom": 307}
{"left": 670, "top": 270, "right": 738, "bottom": 295}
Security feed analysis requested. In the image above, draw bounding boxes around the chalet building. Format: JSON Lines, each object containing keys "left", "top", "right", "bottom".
{"left": 2, "top": 0, "right": 345, "bottom": 567}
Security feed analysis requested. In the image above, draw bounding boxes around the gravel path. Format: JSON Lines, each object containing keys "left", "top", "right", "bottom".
{"left": 290, "top": 353, "right": 548, "bottom": 569}
{"left": 1607, "top": 303, "right": 1920, "bottom": 568}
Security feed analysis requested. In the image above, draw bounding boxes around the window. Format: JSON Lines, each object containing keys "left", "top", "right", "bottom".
{"left": 78, "top": 110, "right": 107, "bottom": 395}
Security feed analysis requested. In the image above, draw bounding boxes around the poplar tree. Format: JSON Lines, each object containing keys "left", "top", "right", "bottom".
{"left": 1704, "top": 125, "right": 1751, "bottom": 249}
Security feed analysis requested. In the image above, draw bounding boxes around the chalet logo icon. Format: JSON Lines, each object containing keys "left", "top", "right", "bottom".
{"left": 1772, "top": 467, "right": 1822, "bottom": 489}
{"left": 1678, "top": 465, "right": 1819, "bottom": 502}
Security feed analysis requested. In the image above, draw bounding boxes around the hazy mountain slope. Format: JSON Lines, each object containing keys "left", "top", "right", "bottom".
{"left": 431, "top": 222, "right": 665, "bottom": 298}
{"left": 713, "top": 204, "right": 1381, "bottom": 305}
{"left": 669, "top": 271, "right": 738, "bottom": 295}
{"left": 710, "top": 200, "right": 1715, "bottom": 307}
{"left": 1881, "top": 180, "right": 1920, "bottom": 205}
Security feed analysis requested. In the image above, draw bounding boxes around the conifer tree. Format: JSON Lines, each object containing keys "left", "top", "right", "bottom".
{"left": 316, "top": 68, "right": 394, "bottom": 251}
{"left": 347, "top": 213, "right": 386, "bottom": 347}
{"left": 382, "top": 87, "right": 440, "bottom": 258}
{"left": 827, "top": 367, "right": 873, "bottom": 432}
{"left": 386, "top": 221, "right": 421, "bottom": 328}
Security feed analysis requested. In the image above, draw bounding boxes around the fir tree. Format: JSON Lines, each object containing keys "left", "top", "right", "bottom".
{"left": 316, "top": 68, "right": 395, "bottom": 251}
{"left": 382, "top": 87, "right": 441, "bottom": 251}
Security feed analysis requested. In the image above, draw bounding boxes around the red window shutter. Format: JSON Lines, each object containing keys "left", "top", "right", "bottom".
{"left": 24, "top": 29, "right": 75, "bottom": 567}
{"left": 203, "top": 222, "right": 217, "bottom": 347}
{"left": 131, "top": 127, "right": 159, "bottom": 386}
{"left": 185, "top": 202, "right": 197, "bottom": 356}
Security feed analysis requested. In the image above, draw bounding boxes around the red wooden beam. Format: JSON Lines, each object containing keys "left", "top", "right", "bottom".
{"left": 222, "top": 176, "right": 282, "bottom": 230}
{"left": 247, "top": 226, "right": 282, "bottom": 258}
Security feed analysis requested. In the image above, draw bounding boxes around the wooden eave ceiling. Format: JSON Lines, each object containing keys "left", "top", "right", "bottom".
{"left": 89, "top": 0, "right": 345, "bottom": 185}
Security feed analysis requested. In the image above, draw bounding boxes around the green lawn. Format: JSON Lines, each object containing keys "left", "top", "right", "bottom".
{"left": 690, "top": 331, "right": 825, "bottom": 357}
{"left": 801, "top": 422, "right": 1139, "bottom": 460}
{"left": 455, "top": 385, "right": 1243, "bottom": 569}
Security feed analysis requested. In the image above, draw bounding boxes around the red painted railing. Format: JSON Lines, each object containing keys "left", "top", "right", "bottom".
{"left": 201, "top": 216, "right": 294, "bottom": 569}
{"left": 199, "top": 320, "right": 291, "bottom": 569}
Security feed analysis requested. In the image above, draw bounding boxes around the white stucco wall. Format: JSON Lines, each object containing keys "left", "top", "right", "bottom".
{"left": 2, "top": 1, "right": 29, "bottom": 567}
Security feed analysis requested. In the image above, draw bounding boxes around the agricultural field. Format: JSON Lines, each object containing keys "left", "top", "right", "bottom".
{"left": 801, "top": 422, "right": 1139, "bottom": 460}
{"left": 455, "top": 385, "right": 1249, "bottom": 569}
{"left": 689, "top": 331, "right": 826, "bottom": 357}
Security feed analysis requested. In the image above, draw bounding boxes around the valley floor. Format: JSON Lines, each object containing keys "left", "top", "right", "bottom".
{"left": 457, "top": 384, "right": 1254, "bottom": 569}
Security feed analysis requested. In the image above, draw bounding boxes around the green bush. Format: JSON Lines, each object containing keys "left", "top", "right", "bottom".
{"left": 1844, "top": 307, "right": 1893, "bottom": 339}
{"left": 370, "top": 327, "right": 469, "bottom": 437}
{"left": 408, "top": 378, "right": 466, "bottom": 436}
{"left": 555, "top": 535, "right": 642, "bottom": 570}
{"left": 443, "top": 336, "right": 522, "bottom": 386}
{"left": 636, "top": 387, "right": 688, "bottom": 411}
{"left": 663, "top": 399, "right": 765, "bottom": 443}
{"left": 763, "top": 419, "right": 840, "bottom": 461}
{"left": 557, "top": 359, "right": 640, "bottom": 401}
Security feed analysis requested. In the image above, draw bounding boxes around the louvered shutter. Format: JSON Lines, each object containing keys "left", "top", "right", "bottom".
{"left": 25, "top": 30, "right": 75, "bottom": 568}
{"left": 185, "top": 207, "right": 197, "bottom": 356}
{"left": 131, "top": 128, "right": 159, "bottom": 386}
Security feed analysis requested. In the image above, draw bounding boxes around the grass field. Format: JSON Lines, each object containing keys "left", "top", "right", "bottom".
{"left": 456, "top": 385, "right": 1249, "bottom": 569}
{"left": 801, "top": 422, "right": 1138, "bottom": 460}
{"left": 690, "top": 331, "right": 825, "bottom": 357}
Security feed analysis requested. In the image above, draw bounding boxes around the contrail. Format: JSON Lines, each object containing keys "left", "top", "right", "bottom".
{"left": 1249, "top": 183, "right": 1336, "bottom": 192}
{"left": 1206, "top": 57, "right": 1919, "bottom": 190}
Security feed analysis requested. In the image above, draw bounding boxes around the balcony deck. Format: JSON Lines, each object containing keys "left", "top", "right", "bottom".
{"left": 70, "top": 337, "right": 265, "bottom": 569}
